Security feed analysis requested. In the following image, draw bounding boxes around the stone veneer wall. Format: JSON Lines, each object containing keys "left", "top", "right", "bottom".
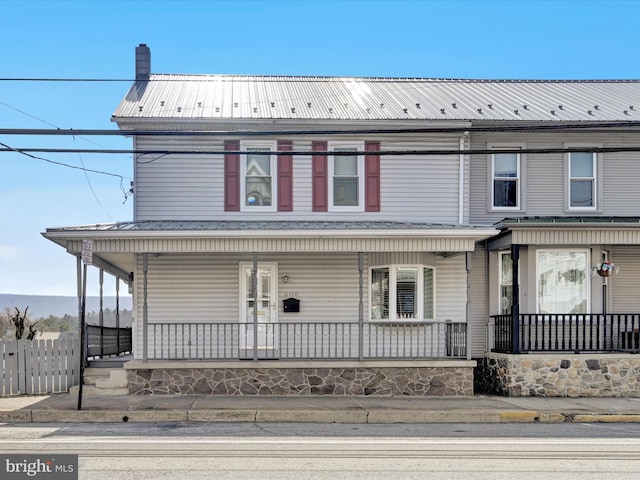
{"left": 477, "top": 353, "right": 640, "bottom": 397}
{"left": 127, "top": 366, "right": 474, "bottom": 396}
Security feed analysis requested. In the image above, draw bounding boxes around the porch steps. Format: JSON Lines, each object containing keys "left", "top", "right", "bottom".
{"left": 70, "top": 368, "right": 129, "bottom": 396}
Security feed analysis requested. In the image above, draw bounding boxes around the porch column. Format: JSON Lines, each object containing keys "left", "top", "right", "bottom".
{"left": 142, "top": 253, "right": 149, "bottom": 362}
{"left": 99, "top": 268, "right": 104, "bottom": 358}
{"left": 511, "top": 244, "right": 520, "bottom": 354}
{"left": 115, "top": 276, "right": 121, "bottom": 354}
{"left": 358, "top": 252, "right": 364, "bottom": 361}
{"left": 252, "top": 252, "right": 258, "bottom": 361}
{"left": 466, "top": 252, "right": 472, "bottom": 360}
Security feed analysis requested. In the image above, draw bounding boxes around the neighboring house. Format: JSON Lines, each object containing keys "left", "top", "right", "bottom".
{"left": 44, "top": 45, "right": 640, "bottom": 397}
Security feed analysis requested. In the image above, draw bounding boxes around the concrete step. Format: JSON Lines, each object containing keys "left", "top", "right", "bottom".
{"left": 75, "top": 368, "right": 129, "bottom": 396}
{"left": 70, "top": 385, "right": 129, "bottom": 396}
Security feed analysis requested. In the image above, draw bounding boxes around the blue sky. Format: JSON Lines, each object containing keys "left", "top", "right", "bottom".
{"left": 1, "top": 0, "right": 639, "bottom": 296}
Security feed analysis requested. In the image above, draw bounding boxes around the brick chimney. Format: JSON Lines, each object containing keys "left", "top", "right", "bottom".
{"left": 135, "top": 44, "right": 151, "bottom": 80}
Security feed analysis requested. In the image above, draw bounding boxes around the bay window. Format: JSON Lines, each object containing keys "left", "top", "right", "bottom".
{"left": 370, "top": 265, "right": 435, "bottom": 321}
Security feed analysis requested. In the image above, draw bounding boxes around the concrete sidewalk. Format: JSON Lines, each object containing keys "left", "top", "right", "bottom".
{"left": 1, "top": 393, "right": 640, "bottom": 424}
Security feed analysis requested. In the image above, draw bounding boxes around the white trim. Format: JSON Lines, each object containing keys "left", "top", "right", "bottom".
{"left": 240, "top": 140, "right": 278, "bottom": 212}
{"left": 239, "top": 262, "right": 279, "bottom": 350}
{"left": 328, "top": 140, "right": 365, "bottom": 212}
{"left": 566, "top": 149, "right": 598, "bottom": 212}
{"left": 44, "top": 227, "right": 499, "bottom": 240}
{"left": 488, "top": 143, "right": 525, "bottom": 211}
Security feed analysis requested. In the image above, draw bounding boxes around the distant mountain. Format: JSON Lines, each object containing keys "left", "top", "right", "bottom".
{"left": 0, "top": 294, "right": 132, "bottom": 319}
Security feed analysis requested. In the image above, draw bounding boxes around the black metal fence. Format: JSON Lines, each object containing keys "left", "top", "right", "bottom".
{"left": 492, "top": 313, "right": 640, "bottom": 353}
{"left": 87, "top": 325, "right": 132, "bottom": 358}
{"left": 145, "top": 321, "right": 467, "bottom": 361}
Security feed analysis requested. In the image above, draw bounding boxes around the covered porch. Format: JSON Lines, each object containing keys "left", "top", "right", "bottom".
{"left": 44, "top": 220, "right": 496, "bottom": 396}
{"left": 480, "top": 217, "right": 640, "bottom": 397}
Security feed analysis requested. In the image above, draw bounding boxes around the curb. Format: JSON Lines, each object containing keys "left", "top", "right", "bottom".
{"left": 2, "top": 409, "right": 640, "bottom": 424}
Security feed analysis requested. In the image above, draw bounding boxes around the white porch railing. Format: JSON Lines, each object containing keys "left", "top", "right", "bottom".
{"left": 146, "top": 321, "right": 467, "bottom": 361}
{"left": 1, "top": 337, "right": 79, "bottom": 396}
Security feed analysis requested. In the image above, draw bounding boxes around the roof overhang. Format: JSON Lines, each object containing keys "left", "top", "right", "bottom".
{"left": 43, "top": 221, "right": 498, "bottom": 255}
{"left": 488, "top": 217, "right": 640, "bottom": 249}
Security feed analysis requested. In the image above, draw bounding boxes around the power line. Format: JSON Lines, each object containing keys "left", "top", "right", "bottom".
{"left": 0, "top": 142, "right": 130, "bottom": 191}
{"left": 3, "top": 122, "right": 640, "bottom": 138}
{"left": 4, "top": 146, "right": 640, "bottom": 156}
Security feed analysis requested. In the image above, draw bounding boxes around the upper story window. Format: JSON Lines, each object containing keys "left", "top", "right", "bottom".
{"left": 241, "top": 140, "right": 277, "bottom": 212}
{"left": 329, "top": 141, "right": 365, "bottom": 212}
{"left": 370, "top": 265, "right": 435, "bottom": 322}
{"left": 491, "top": 150, "right": 520, "bottom": 210}
{"left": 568, "top": 151, "right": 597, "bottom": 210}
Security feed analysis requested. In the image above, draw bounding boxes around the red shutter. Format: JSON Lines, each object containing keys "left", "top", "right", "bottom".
{"left": 277, "top": 140, "right": 293, "bottom": 211}
{"left": 224, "top": 140, "right": 240, "bottom": 211}
{"left": 365, "top": 141, "right": 381, "bottom": 212}
{"left": 312, "top": 141, "right": 328, "bottom": 212}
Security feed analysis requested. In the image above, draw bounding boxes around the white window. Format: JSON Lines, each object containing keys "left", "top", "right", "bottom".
{"left": 370, "top": 265, "right": 435, "bottom": 321}
{"left": 537, "top": 250, "right": 589, "bottom": 314}
{"left": 241, "top": 140, "right": 277, "bottom": 212}
{"left": 492, "top": 151, "right": 520, "bottom": 209}
{"left": 499, "top": 251, "right": 513, "bottom": 315}
{"left": 329, "top": 141, "right": 364, "bottom": 211}
{"left": 568, "top": 151, "right": 596, "bottom": 210}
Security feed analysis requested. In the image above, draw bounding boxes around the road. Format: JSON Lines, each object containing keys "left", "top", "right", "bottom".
{"left": 1, "top": 422, "right": 640, "bottom": 479}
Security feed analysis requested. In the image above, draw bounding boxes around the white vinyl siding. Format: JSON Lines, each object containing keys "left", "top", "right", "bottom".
{"left": 133, "top": 251, "right": 471, "bottom": 359}
{"left": 134, "top": 135, "right": 463, "bottom": 223}
{"left": 470, "top": 133, "right": 640, "bottom": 224}
{"left": 611, "top": 246, "right": 640, "bottom": 313}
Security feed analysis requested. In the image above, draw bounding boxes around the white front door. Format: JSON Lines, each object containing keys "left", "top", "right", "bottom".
{"left": 240, "top": 263, "right": 278, "bottom": 356}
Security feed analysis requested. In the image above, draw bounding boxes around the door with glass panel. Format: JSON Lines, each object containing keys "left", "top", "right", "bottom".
{"left": 240, "top": 263, "right": 278, "bottom": 357}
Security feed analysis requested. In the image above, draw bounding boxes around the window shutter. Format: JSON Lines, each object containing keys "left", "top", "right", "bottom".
{"left": 277, "top": 140, "right": 293, "bottom": 211}
{"left": 224, "top": 140, "right": 240, "bottom": 211}
{"left": 365, "top": 141, "right": 381, "bottom": 212}
{"left": 312, "top": 141, "right": 328, "bottom": 212}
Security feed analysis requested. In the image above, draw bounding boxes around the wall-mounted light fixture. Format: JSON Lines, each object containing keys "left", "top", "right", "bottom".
{"left": 282, "top": 273, "right": 289, "bottom": 283}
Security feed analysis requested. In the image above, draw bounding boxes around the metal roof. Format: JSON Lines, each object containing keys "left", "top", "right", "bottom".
{"left": 112, "top": 75, "right": 640, "bottom": 123}
{"left": 46, "top": 220, "right": 493, "bottom": 233}
{"left": 496, "top": 216, "right": 640, "bottom": 225}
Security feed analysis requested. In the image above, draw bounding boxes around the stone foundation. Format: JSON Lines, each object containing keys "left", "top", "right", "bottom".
{"left": 124, "top": 361, "right": 475, "bottom": 396}
{"left": 478, "top": 353, "right": 640, "bottom": 397}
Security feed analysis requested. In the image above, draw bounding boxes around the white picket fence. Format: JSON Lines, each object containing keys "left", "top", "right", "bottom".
{"left": 1, "top": 337, "right": 80, "bottom": 396}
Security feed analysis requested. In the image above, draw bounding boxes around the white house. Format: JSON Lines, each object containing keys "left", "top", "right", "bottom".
{"left": 44, "top": 45, "right": 640, "bottom": 397}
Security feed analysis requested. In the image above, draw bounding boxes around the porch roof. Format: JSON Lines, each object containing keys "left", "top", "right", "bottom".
{"left": 489, "top": 216, "right": 640, "bottom": 248}
{"left": 43, "top": 219, "right": 497, "bottom": 258}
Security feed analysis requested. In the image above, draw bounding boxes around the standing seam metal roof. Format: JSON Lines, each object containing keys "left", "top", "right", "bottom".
{"left": 112, "top": 74, "right": 640, "bottom": 122}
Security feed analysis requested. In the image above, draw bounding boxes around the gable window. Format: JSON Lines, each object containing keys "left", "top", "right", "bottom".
{"left": 537, "top": 250, "right": 589, "bottom": 314}
{"left": 329, "top": 141, "right": 364, "bottom": 211}
{"left": 241, "top": 141, "right": 277, "bottom": 212}
{"left": 568, "top": 152, "right": 596, "bottom": 210}
{"left": 370, "top": 265, "right": 435, "bottom": 321}
{"left": 492, "top": 151, "right": 520, "bottom": 209}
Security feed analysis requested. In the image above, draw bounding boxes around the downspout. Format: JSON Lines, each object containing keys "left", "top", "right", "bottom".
{"left": 458, "top": 133, "right": 467, "bottom": 225}
{"left": 142, "top": 253, "right": 148, "bottom": 362}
